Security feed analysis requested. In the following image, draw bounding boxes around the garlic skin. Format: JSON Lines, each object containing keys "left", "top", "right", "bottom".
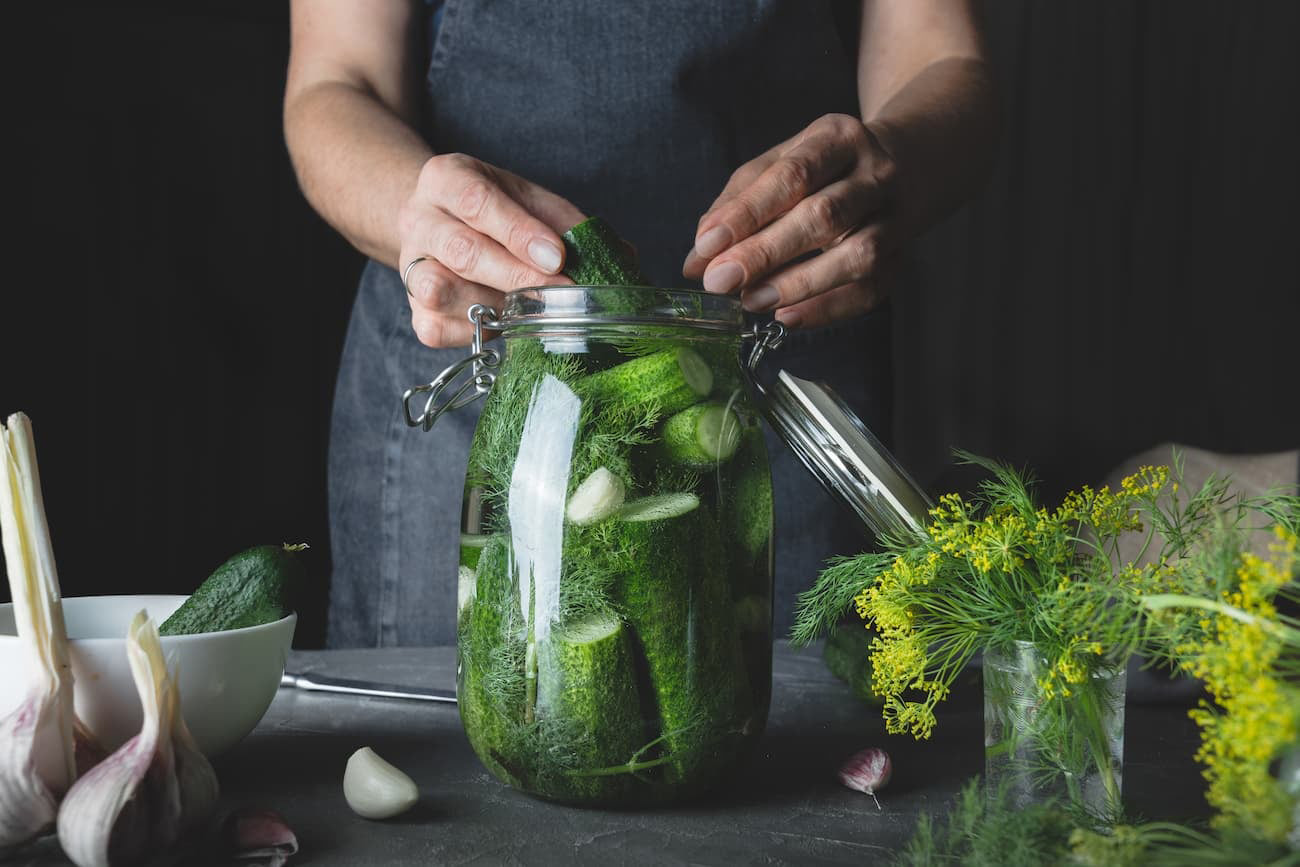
{"left": 343, "top": 747, "right": 419, "bottom": 819}
{"left": 219, "top": 808, "right": 299, "bottom": 867}
{"left": 56, "top": 613, "right": 218, "bottom": 867}
{"left": 838, "top": 747, "right": 893, "bottom": 810}
{"left": 0, "top": 414, "right": 81, "bottom": 851}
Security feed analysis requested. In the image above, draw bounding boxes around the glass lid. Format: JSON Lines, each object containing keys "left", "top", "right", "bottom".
{"left": 756, "top": 370, "right": 933, "bottom": 541}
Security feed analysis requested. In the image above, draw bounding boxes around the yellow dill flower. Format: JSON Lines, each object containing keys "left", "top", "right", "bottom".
{"left": 1175, "top": 535, "right": 1300, "bottom": 843}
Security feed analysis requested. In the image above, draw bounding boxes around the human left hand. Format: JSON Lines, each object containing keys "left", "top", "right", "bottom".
{"left": 682, "top": 113, "right": 903, "bottom": 330}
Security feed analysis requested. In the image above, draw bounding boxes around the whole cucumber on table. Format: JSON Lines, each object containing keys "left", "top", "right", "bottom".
{"left": 159, "top": 543, "right": 305, "bottom": 635}
{"left": 561, "top": 217, "right": 648, "bottom": 286}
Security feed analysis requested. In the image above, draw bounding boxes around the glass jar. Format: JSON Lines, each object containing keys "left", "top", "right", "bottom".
{"left": 983, "top": 640, "right": 1127, "bottom": 814}
{"left": 408, "top": 287, "right": 776, "bottom": 806}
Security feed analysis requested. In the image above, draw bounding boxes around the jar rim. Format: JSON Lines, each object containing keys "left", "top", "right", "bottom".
{"left": 494, "top": 286, "right": 745, "bottom": 334}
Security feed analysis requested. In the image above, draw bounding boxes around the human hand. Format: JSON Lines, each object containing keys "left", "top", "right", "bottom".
{"left": 398, "top": 154, "right": 585, "bottom": 347}
{"left": 682, "top": 114, "right": 902, "bottom": 330}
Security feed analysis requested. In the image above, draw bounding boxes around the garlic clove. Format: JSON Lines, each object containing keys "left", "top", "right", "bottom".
{"left": 343, "top": 747, "right": 419, "bottom": 820}
{"left": 167, "top": 663, "right": 218, "bottom": 836}
{"left": 839, "top": 747, "right": 893, "bottom": 810}
{"left": 0, "top": 692, "right": 61, "bottom": 852}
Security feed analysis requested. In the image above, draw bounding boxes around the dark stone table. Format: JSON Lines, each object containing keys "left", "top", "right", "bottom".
{"left": 19, "top": 643, "right": 1208, "bottom": 866}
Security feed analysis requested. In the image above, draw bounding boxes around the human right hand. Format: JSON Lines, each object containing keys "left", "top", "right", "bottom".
{"left": 398, "top": 154, "right": 585, "bottom": 347}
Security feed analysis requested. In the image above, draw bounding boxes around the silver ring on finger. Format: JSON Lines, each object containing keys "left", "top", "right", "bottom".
{"left": 402, "top": 256, "right": 430, "bottom": 297}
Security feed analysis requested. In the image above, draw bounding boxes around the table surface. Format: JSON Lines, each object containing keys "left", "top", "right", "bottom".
{"left": 19, "top": 643, "right": 1209, "bottom": 867}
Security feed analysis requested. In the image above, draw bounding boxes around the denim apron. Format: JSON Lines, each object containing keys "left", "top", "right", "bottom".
{"left": 326, "top": 0, "right": 892, "bottom": 647}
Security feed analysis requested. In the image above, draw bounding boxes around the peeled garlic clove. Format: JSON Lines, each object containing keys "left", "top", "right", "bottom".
{"left": 839, "top": 747, "right": 892, "bottom": 809}
{"left": 343, "top": 747, "right": 418, "bottom": 819}
{"left": 57, "top": 613, "right": 218, "bottom": 867}
{"left": 0, "top": 414, "right": 81, "bottom": 851}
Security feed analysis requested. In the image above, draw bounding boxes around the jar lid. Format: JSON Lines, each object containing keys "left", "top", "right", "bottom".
{"left": 756, "top": 370, "right": 932, "bottom": 541}
{"left": 496, "top": 286, "right": 745, "bottom": 334}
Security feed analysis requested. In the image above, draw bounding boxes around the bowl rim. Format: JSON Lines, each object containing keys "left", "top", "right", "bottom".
{"left": 0, "top": 593, "right": 297, "bottom": 644}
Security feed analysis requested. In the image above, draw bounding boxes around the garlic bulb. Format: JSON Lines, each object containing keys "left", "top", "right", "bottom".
{"left": 56, "top": 612, "right": 219, "bottom": 867}
{"left": 0, "top": 413, "right": 81, "bottom": 851}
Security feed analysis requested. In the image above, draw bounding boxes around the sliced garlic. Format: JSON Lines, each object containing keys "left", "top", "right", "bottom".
{"left": 343, "top": 747, "right": 418, "bottom": 820}
{"left": 56, "top": 613, "right": 218, "bottom": 867}
{"left": 0, "top": 413, "right": 81, "bottom": 852}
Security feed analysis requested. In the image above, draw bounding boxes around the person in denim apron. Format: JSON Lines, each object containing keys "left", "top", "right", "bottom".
{"left": 284, "top": 1, "right": 995, "bottom": 647}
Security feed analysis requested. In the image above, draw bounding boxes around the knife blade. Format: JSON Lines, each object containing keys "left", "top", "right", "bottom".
{"left": 280, "top": 671, "right": 457, "bottom": 704}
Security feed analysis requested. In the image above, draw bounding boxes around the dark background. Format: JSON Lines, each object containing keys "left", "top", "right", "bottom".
{"left": 3, "top": 2, "right": 1297, "bottom": 647}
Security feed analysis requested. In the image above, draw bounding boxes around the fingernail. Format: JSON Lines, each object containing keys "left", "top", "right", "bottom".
{"left": 681, "top": 248, "right": 701, "bottom": 274}
{"left": 776, "top": 308, "right": 802, "bottom": 329}
{"left": 694, "top": 225, "right": 733, "bottom": 259}
{"left": 703, "top": 262, "right": 744, "bottom": 294}
{"left": 743, "top": 285, "right": 780, "bottom": 312}
{"left": 528, "top": 239, "right": 563, "bottom": 273}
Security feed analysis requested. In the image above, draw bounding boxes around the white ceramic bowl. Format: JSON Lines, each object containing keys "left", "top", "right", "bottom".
{"left": 0, "top": 595, "right": 295, "bottom": 757}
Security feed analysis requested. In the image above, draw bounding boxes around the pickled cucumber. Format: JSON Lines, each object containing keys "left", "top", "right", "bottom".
{"left": 612, "top": 506, "right": 751, "bottom": 782}
{"left": 662, "top": 403, "right": 742, "bottom": 468}
{"left": 537, "top": 614, "right": 644, "bottom": 797}
{"left": 582, "top": 348, "right": 712, "bottom": 415}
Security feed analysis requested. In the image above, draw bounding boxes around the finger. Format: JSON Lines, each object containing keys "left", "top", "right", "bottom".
{"left": 690, "top": 127, "right": 857, "bottom": 261}
{"left": 401, "top": 253, "right": 505, "bottom": 317}
{"left": 738, "top": 222, "right": 892, "bottom": 313}
{"left": 420, "top": 210, "right": 559, "bottom": 292}
{"left": 495, "top": 167, "right": 587, "bottom": 235}
{"left": 700, "top": 176, "right": 884, "bottom": 294}
{"left": 683, "top": 145, "right": 782, "bottom": 279}
{"left": 406, "top": 278, "right": 507, "bottom": 350}
{"left": 773, "top": 278, "right": 888, "bottom": 331}
{"left": 429, "top": 159, "right": 572, "bottom": 275}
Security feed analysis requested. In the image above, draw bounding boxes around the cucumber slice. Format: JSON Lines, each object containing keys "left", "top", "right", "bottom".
{"left": 582, "top": 348, "right": 713, "bottom": 416}
{"left": 565, "top": 467, "right": 626, "bottom": 525}
{"left": 614, "top": 493, "right": 700, "bottom": 522}
{"left": 662, "top": 404, "right": 742, "bottom": 468}
{"left": 675, "top": 348, "right": 713, "bottom": 398}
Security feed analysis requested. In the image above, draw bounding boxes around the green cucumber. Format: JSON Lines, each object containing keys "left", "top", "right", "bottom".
{"left": 159, "top": 544, "right": 304, "bottom": 636}
{"left": 615, "top": 493, "right": 699, "bottom": 522}
{"left": 460, "top": 536, "right": 525, "bottom": 770}
{"left": 537, "top": 614, "right": 644, "bottom": 796}
{"left": 561, "top": 217, "right": 647, "bottom": 286}
{"left": 662, "top": 403, "right": 742, "bottom": 468}
{"left": 726, "top": 427, "right": 773, "bottom": 566}
{"left": 565, "top": 467, "right": 626, "bottom": 526}
{"left": 582, "top": 348, "right": 712, "bottom": 416}
{"left": 611, "top": 506, "right": 750, "bottom": 782}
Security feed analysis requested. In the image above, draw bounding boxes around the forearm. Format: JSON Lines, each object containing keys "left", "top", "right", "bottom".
{"left": 863, "top": 56, "right": 997, "bottom": 234}
{"left": 284, "top": 82, "right": 431, "bottom": 267}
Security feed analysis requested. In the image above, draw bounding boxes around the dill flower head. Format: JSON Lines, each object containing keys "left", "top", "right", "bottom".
{"left": 1176, "top": 528, "right": 1300, "bottom": 842}
{"left": 849, "top": 455, "right": 1171, "bottom": 741}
